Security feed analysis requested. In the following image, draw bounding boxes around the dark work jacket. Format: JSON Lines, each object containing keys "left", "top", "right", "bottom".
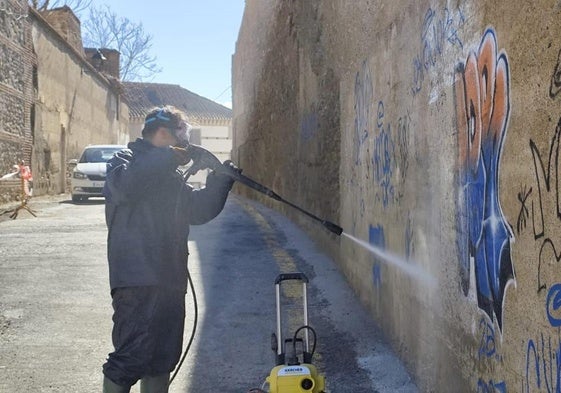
{"left": 103, "top": 138, "right": 233, "bottom": 292}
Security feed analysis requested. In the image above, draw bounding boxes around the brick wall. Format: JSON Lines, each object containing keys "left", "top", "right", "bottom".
{"left": 41, "top": 6, "right": 83, "bottom": 55}
{"left": 0, "top": 0, "right": 34, "bottom": 203}
{"left": 0, "top": 4, "right": 129, "bottom": 203}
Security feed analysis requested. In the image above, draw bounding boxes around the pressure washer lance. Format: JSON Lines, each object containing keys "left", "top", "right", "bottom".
{"left": 228, "top": 170, "right": 343, "bottom": 236}
{"left": 184, "top": 144, "right": 343, "bottom": 236}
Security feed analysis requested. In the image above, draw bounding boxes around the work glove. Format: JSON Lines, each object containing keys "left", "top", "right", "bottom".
{"left": 171, "top": 144, "right": 223, "bottom": 169}
{"left": 222, "top": 160, "right": 243, "bottom": 176}
{"left": 205, "top": 160, "right": 243, "bottom": 192}
{"left": 185, "top": 144, "right": 223, "bottom": 176}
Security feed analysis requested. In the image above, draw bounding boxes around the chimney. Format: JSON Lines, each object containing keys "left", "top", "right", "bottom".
{"left": 84, "top": 48, "right": 121, "bottom": 79}
{"left": 41, "top": 6, "right": 83, "bottom": 54}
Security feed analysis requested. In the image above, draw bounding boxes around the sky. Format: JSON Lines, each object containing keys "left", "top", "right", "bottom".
{"left": 83, "top": 1, "right": 246, "bottom": 109}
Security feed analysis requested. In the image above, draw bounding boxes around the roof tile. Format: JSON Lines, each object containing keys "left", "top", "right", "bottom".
{"left": 122, "top": 82, "right": 232, "bottom": 123}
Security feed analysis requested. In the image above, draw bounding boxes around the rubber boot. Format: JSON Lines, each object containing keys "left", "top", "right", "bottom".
{"left": 140, "top": 373, "right": 170, "bottom": 393}
{"left": 103, "top": 376, "right": 131, "bottom": 393}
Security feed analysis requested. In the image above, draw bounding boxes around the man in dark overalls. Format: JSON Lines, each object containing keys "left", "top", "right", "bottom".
{"left": 102, "top": 106, "right": 234, "bottom": 393}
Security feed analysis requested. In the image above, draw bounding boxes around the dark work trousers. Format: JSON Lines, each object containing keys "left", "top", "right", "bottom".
{"left": 102, "top": 286, "right": 186, "bottom": 387}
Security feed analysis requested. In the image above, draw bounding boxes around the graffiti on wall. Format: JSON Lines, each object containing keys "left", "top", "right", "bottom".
{"left": 354, "top": 60, "right": 373, "bottom": 166}
{"left": 476, "top": 317, "right": 507, "bottom": 392}
{"left": 524, "top": 330, "right": 561, "bottom": 392}
{"left": 373, "top": 102, "right": 411, "bottom": 207}
{"left": 454, "top": 28, "right": 515, "bottom": 331}
{"left": 405, "top": 213, "right": 415, "bottom": 260}
{"left": 369, "top": 224, "right": 385, "bottom": 288}
{"left": 523, "top": 283, "right": 561, "bottom": 392}
{"left": 527, "top": 119, "right": 561, "bottom": 292}
{"left": 300, "top": 112, "right": 319, "bottom": 141}
{"left": 477, "top": 379, "right": 507, "bottom": 393}
{"left": 367, "top": 219, "right": 416, "bottom": 290}
{"left": 353, "top": 62, "right": 411, "bottom": 210}
{"left": 519, "top": 45, "right": 561, "bottom": 390}
{"left": 516, "top": 185, "right": 532, "bottom": 234}
{"left": 412, "top": 6, "right": 466, "bottom": 96}
{"left": 549, "top": 47, "right": 561, "bottom": 98}
{"left": 373, "top": 101, "right": 397, "bottom": 207}
{"left": 511, "top": 42, "right": 561, "bottom": 295}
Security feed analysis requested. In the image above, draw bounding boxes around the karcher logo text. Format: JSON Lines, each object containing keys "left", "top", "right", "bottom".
{"left": 278, "top": 366, "right": 311, "bottom": 376}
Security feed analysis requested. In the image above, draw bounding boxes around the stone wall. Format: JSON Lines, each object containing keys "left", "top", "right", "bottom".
{"left": 0, "top": 0, "right": 34, "bottom": 203}
{"left": 233, "top": 0, "right": 561, "bottom": 391}
{"left": 29, "top": 8, "right": 129, "bottom": 196}
{"left": 0, "top": 5, "right": 129, "bottom": 202}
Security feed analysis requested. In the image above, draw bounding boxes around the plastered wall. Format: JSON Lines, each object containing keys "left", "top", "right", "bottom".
{"left": 30, "top": 10, "right": 129, "bottom": 195}
{"left": 233, "top": 0, "right": 561, "bottom": 391}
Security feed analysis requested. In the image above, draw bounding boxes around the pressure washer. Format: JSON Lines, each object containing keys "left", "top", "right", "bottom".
{"left": 263, "top": 272, "right": 326, "bottom": 393}
{"left": 173, "top": 145, "right": 340, "bottom": 391}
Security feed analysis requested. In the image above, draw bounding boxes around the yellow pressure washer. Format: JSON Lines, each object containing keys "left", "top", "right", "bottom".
{"left": 264, "top": 272, "right": 326, "bottom": 393}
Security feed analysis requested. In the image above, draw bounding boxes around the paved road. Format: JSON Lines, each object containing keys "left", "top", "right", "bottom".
{"left": 0, "top": 193, "right": 418, "bottom": 393}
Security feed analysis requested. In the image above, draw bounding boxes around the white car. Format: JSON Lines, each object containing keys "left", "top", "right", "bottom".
{"left": 70, "top": 144, "right": 126, "bottom": 202}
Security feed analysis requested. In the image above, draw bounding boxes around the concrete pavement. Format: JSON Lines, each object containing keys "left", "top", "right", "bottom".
{"left": 0, "top": 193, "right": 418, "bottom": 392}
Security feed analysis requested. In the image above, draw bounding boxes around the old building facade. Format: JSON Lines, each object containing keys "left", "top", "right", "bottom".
{"left": 0, "top": 0, "right": 34, "bottom": 201}
{"left": 30, "top": 7, "right": 129, "bottom": 196}
{"left": 0, "top": 4, "right": 129, "bottom": 203}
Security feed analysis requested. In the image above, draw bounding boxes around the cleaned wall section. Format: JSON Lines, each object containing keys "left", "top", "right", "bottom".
{"left": 233, "top": 0, "right": 561, "bottom": 390}
{"left": 233, "top": 0, "right": 340, "bottom": 250}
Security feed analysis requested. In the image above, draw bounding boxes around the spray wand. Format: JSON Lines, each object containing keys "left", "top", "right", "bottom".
{"left": 220, "top": 164, "right": 343, "bottom": 236}
{"left": 184, "top": 144, "right": 343, "bottom": 236}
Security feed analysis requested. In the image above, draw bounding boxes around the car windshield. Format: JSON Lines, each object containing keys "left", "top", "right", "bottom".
{"left": 79, "top": 147, "right": 122, "bottom": 163}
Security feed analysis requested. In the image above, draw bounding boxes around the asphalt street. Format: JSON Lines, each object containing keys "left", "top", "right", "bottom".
{"left": 0, "top": 193, "right": 418, "bottom": 393}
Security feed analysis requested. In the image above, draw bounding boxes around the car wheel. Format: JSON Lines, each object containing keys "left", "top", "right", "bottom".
{"left": 71, "top": 195, "right": 81, "bottom": 202}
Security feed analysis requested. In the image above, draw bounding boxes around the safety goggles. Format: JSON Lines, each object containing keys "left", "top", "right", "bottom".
{"left": 144, "top": 108, "right": 192, "bottom": 144}
{"left": 173, "top": 121, "right": 192, "bottom": 145}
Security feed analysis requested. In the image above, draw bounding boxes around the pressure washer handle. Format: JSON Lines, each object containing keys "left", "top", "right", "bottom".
{"left": 275, "top": 272, "right": 310, "bottom": 363}
{"left": 275, "top": 272, "right": 309, "bottom": 284}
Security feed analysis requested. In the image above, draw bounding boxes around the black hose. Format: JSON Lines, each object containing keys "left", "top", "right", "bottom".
{"left": 293, "top": 325, "right": 317, "bottom": 358}
{"left": 168, "top": 170, "right": 201, "bottom": 385}
{"left": 169, "top": 268, "right": 198, "bottom": 384}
